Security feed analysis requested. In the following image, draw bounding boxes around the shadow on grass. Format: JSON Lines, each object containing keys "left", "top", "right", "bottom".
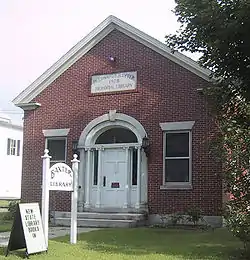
{"left": 55, "top": 228, "right": 243, "bottom": 259}
{"left": 0, "top": 247, "right": 27, "bottom": 259}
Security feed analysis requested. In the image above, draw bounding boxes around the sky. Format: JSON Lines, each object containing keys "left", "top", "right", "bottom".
{"left": 0, "top": 0, "right": 182, "bottom": 124}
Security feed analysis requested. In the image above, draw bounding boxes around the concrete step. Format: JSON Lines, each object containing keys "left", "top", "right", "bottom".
{"left": 55, "top": 217, "right": 140, "bottom": 228}
{"left": 53, "top": 211, "right": 147, "bottom": 228}
{"left": 54, "top": 211, "right": 145, "bottom": 220}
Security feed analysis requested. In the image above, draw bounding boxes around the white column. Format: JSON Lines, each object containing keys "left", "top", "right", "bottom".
{"left": 70, "top": 154, "right": 79, "bottom": 244}
{"left": 96, "top": 147, "right": 103, "bottom": 208}
{"left": 41, "top": 149, "right": 51, "bottom": 249}
{"left": 84, "top": 148, "right": 91, "bottom": 208}
{"left": 78, "top": 149, "right": 85, "bottom": 212}
{"left": 135, "top": 146, "right": 141, "bottom": 209}
{"left": 123, "top": 147, "right": 130, "bottom": 208}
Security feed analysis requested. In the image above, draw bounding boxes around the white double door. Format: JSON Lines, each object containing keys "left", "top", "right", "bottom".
{"left": 100, "top": 148, "right": 128, "bottom": 207}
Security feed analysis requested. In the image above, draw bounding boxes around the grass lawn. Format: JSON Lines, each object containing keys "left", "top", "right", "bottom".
{"left": 0, "top": 212, "right": 12, "bottom": 233}
{"left": 0, "top": 201, "right": 9, "bottom": 208}
{"left": 0, "top": 228, "right": 243, "bottom": 259}
{"left": 0, "top": 221, "right": 12, "bottom": 233}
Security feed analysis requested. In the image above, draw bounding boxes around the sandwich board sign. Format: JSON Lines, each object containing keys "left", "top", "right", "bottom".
{"left": 6, "top": 203, "right": 47, "bottom": 258}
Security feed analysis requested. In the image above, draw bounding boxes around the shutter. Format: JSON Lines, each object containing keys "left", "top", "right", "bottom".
{"left": 17, "top": 140, "right": 21, "bottom": 156}
{"left": 7, "top": 138, "right": 11, "bottom": 155}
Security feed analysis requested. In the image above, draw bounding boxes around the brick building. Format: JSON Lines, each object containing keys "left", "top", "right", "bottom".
{"left": 13, "top": 16, "right": 222, "bottom": 227}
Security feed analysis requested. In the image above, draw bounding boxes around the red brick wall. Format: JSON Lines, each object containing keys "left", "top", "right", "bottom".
{"left": 21, "top": 29, "right": 222, "bottom": 216}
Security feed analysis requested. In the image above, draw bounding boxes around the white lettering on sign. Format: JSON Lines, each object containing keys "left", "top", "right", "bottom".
{"left": 49, "top": 163, "right": 73, "bottom": 191}
{"left": 91, "top": 71, "right": 137, "bottom": 93}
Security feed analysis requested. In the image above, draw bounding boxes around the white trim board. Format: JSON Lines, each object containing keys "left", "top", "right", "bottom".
{"left": 13, "top": 15, "right": 211, "bottom": 106}
{"left": 42, "top": 128, "right": 70, "bottom": 137}
{"left": 160, "top": 121, "right": 195, "bottom": 131}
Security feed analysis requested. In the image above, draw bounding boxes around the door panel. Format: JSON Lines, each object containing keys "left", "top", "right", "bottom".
{"left": 101, "top": 149, "right": 127, "bottom": 207}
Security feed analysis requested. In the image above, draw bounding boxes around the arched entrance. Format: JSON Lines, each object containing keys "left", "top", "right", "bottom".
{"left": 77, "top": 111, "right": 148, "bottom": 212}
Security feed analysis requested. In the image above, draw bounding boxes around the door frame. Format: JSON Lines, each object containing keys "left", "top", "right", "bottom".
{"left": 77, "top": 111, "right": 148, "bottom": 212}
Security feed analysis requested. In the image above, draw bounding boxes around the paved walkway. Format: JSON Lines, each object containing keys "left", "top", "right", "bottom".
{"left": 0, "top": 227, "right": 99, "bottom": 247}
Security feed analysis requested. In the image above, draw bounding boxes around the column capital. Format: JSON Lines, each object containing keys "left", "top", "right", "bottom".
{"left": 95, "top": 146, "right": 105, "bottom": 151}
{"left": 84, "top": 147, "right": 93, "bottom": 152}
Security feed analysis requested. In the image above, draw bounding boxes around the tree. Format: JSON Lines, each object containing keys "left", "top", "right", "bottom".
{"left": 213, "top": 87, "right": 250, "bottom": 254}
{"left": 165, "top": 0, "right": 250, "bottom": 256}
{"left": 166, "top": 0, "right": 250, "bottom": 101}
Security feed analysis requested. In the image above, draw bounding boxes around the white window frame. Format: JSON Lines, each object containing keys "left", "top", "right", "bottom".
{"left": 7, "top": 138, "right": 21, "bottom": 156}
{"left": 43, "top": 128, "right": 70, "bottom": 164}
{"left": 159, "top": 121, "right": 195, "bottom": 190}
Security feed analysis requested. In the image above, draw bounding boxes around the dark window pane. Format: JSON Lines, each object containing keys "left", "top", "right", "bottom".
{"left": 132, "top": 148, "right": 137, "bottom": 185}
{"left": 96, "top": 128, "right": 137, "bottom": 144}
{"left": 47, "top": 139, "right": 66, "bottom": 161}
{"left": 7, "top": 138, "right": 10, "bottom": 155}
{"left": 17, "top": 140, "right": 20, "bottom": 156}
{"left": 166, "top": 133, "right": 189, "bottom": 157}
{"left": 50, "top": 161, "right": 57, "bottom": 167}
{"left": 165, "top": 159, "right": 189, "bottom": 182}
{"left": 93, "top": 150, "right": 98, "bottom": 185}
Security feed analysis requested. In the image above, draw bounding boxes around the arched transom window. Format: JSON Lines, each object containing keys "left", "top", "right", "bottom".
{"left": 95, "top": 127, "right": 137, "bottom": 144}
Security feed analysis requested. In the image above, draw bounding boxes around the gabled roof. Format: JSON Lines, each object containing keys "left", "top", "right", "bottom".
{"left": 13, "top": 15, "right": 211, "bottom": 106}
{"left": 0, "top": 120, "right": 23, "bottom": 131}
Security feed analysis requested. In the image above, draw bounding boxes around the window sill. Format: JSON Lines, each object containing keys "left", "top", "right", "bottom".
{"left": 160, "top": 184, "right": 193, "bottom": 190}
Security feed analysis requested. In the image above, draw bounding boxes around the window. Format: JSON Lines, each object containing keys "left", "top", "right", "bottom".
{"left": 164, "top": 132, "right": 190, "bottom": 183}
{"left": 131, "top": 148, "right": 138, "bottom": 185}
{"left": 43, "top": 128, "right": 70, "bottom": 165}
{"left": 95, "top": 128, "right": 137, "bottom": 144}
{"left": 7, "top": 138, "right": 21, "bottom": 156}
{"left": 93, "top": 150, "right": 98, "bottom": 185}
{"left": 46, "top": 138, "right": 67, "bottom": 164}
{"left": 160, "top": 121, "right": 195, "bottom": 189}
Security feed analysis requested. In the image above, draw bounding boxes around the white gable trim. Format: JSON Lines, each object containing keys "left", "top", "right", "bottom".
{"left": 13, "top": 16, "right": 211, "bottom": 106}
{"left": 16, "top": 102, "right": 41, "bottom": 111}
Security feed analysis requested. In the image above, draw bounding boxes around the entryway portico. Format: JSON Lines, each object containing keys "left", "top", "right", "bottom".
{"left": 77, "top": 111, "right": 148, "bottom": 212}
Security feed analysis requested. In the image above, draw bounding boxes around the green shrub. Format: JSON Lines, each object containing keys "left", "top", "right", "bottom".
{"left": 169, "top": 212, "right": 184, "bottom": 226}
{"left": 186, "top": 208, "right": 203, "bottom": 226}
{"left": 8, "top": 200, "right": 19, "bottom": 219}
{"left": 2, "top": 212, "right": 13, "bottom": 220}
{"left": 225, "top": 204, "right": 250, "bottom": 255}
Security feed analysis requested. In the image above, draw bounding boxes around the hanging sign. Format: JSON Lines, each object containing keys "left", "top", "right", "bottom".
{"left": 91, "top": 71, "right": 137, "bottom": 93}
{"left": 49, "top": 163, "right": 73, "bottom": 191}
{"left": 6, "top": 203, "right": 46, "bottom": 257}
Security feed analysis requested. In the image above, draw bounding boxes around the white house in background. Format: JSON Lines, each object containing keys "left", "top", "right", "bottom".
{"left": 0, "top": 110, "right": 23, "bottom": 199}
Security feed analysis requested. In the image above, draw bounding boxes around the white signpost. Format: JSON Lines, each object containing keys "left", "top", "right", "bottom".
{"left": 41, "top": 149, "right": 79, "bottom": 247}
